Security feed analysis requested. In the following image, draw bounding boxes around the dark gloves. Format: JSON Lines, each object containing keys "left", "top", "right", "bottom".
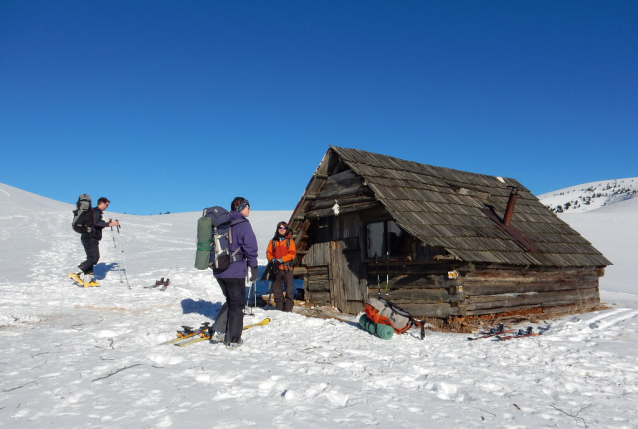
{"left": 271, "top": 259, "right": 281, "bottom": 275}
{"left": 249, "top": 266, "right": 258, "bottom": 282}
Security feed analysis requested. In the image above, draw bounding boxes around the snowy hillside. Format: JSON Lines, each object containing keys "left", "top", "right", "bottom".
{"left": 1, "top": 181, "right": 638, "bottom": 428}
{"left": 555, "top": 195, "right": 638, "bottom": 296}
{"left": 538, "top": 177, "right": 638, "bottom": 213}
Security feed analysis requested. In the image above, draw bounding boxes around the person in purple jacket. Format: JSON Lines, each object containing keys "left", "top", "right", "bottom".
{"left": 210, "top": 197, "right": 259, "bottom": 350}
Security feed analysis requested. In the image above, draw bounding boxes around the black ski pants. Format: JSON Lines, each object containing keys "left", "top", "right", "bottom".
{"left": 79, "top": 237, "right": 100, "bottom": 274}
{"left": 211, "top": 277, "right": 245, "bottom": 344}
{"left": 272, "top": 270, "right": 294, "bottom": 312}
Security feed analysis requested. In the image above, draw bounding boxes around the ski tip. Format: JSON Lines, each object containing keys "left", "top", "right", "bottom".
{"left": 253, "top": 317, "right": 271, "bottom": 326}
{"left": 242, "top": 318, "right": 271, "bottom": 330}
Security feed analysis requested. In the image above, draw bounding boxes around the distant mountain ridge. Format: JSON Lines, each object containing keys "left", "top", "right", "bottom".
{"left": 538, "top": 177, "right": 638, "bottom": 214}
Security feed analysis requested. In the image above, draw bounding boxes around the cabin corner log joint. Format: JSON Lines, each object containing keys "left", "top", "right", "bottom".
{"left": 288, "top": 146, "right": 611, "bottom": 319}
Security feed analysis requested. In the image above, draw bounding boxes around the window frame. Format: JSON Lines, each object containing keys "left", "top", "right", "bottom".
{"left": 365, "top": 219, "right": 410, "bottom": 260}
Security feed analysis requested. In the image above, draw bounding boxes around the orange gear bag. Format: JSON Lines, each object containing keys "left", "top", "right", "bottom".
{"left": 364, "top": 297, "right": 419, "bottom": 335}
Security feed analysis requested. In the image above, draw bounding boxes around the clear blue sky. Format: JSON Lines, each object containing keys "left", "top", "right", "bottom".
{"left": 1, "top": 1, "right": 636, "bottom": 214}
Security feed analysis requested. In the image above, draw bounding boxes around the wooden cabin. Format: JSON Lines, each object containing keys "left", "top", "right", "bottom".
{"left": 287, "top": 146, "right": 611, "bottom": 319}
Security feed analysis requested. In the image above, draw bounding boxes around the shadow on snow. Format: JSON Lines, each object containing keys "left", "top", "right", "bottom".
{"left": 180, "top": 298, "right": 222, "bottom": 320}
{"left": 93, "top": 262, "right": 121, "bottom": 280}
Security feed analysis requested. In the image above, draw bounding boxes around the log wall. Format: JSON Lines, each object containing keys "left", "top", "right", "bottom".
{"left": 457, "top": 267, "right": 602, "bottom": 316}
{"left": 365, "top": 262, "right": 468, "bottom": 318}
{"left": 304, "top": 234, "right": 603, "bottom": 318}
{"left": 362, "top": 263, "right": 602, "bottom": 319}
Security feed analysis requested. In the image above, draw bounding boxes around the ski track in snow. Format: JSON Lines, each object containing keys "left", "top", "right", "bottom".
{"left": 1, "top": 182, "right": 638, "bottom": 428}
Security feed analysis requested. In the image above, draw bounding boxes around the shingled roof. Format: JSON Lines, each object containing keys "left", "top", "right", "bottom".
{"left": 324, "top": 146, "right": 611, "bottom": 267}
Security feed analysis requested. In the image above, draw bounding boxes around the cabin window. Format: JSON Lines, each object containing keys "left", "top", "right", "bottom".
{"left": 366, "top": 220, "right": 409, "bottom": 259}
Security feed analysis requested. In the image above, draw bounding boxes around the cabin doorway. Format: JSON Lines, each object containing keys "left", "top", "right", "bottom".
{"left": 330, "top": 238, "right": 366, "bottom": 314}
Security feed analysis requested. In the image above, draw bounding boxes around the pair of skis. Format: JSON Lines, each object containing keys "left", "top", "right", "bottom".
{"left": 145, "top": 277, "right": 170, "bottom": 291}
{"left": 159, "top": 322, "right": 211, "bottom": 345}
{"left": 161, "top": 318, "right": 271, "bottom": 347}
{"left": 468, "top": 324, "right": 547, "bottom": 341}
{"left": 467, "top": 324, "right": 514, "bottom": 340}
{"left": 496, "top": 326, "right": 544, "bottom": 341}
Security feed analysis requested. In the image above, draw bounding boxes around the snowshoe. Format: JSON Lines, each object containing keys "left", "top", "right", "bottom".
{"left": 68, "top": 272, "right": 84, "bottom": 286}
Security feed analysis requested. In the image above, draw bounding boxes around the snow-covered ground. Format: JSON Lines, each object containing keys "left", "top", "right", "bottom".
{"left": 1, "top": 181, "right": 638, "bottom": 429}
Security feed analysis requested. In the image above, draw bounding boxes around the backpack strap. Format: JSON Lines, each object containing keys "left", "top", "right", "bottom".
{"left": 283, "top": 237, "right": 293, "bottom": 269}
{"left": 227, "top": 217, "right": 248, "bottom": 263}
{"left": 87, "top": 208, "right": 95, "bottom": 234}
{"left": 230, "top": 247, "right": 243, "bottom": 263}
{"left": 272, "top": 236, "right": 291, "bottom": 253}
{"left": 227, "top": 217, "right": 248, "bottom": 245}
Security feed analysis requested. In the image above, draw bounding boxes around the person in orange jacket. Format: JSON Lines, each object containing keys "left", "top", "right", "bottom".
{"left": 266, "top": 221, "right": 297, "bottom": 312}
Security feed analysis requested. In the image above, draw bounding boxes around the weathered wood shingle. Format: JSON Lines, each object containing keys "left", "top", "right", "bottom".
{"left": 330, "top": 146, "right": 611, "bottom": 267}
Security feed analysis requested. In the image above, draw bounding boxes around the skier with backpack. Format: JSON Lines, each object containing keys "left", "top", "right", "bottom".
{"left": 68, "top": 196, "right": 119, "bottom": 287}
{"left": 197, "top": 197, "right": 258, "bottom": 350}
{"left": 266, "top": 221, "right": 297, "bottom": 312}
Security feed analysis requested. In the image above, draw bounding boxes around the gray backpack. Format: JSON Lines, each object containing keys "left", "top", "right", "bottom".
{"left": 72, "top": 194, "right": 93, "bottom": 234}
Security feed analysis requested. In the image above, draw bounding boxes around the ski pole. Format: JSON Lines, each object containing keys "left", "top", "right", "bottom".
{"left": 243, "top": 271, "right": 253, "bottom": 316}
{"left": 116, "top": 222, "right": 131, "bottom": 290}
{"left": 374, "top": 252, "right": 380, "bottom": 298}
{"left": 253, "top": 278, "right": 257, "bottom": 310}
{"left": 385, "top": 251, "right": 390, "bottom": 298}
{"left": 253, "top": 279, "right": 257, "bottom": 313}
{"left": 110, "top": 226, "right": 117, "bottom": 248}
{"left": 265, "top": 261, "right": 274, "bottom": 307}
{"left": 244, "top": 279, "right": 255, "bottom": 316}
{"left": 111, "top": 226, "right": 124, "bottom": 284}
{"left": 266, "top": 280, "right": 273, "bottom": 308}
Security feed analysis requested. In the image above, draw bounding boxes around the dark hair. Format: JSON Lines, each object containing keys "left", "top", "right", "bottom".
{"left": 274, "top": 221, "right": 289, "bottom": 237}
{"left": 97, "top": 197, "right": 110, "bottom": 205}
{"left": 231, "top": 197, "right": 249, "bottom": 212}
